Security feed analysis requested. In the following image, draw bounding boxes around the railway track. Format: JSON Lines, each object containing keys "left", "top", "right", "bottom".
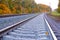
{"left": 44, "top": 14, "right": 60, "bottom": 40}
{"left": 0, "top": 14, "right": 57, "bottom": 40}
{"left": 0, "top": 14, "right": 38, "bottom": 40}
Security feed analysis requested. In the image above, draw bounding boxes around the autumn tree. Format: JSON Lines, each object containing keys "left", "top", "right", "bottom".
{"left": 0, "top": 0, "right": 51, "bottom": 15}
{"left": 0, "top": 4, "right": 11, "bottom": 15}
{"left": 37, "top": 4, "right": 51, "bottom": 13}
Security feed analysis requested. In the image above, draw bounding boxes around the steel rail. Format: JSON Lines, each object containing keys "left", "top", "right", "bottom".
{"left": 44, "top": 14, "right": 57, "bottom": 40}
{"left": 0, "top": 15, "right": 38, "bottom": 38}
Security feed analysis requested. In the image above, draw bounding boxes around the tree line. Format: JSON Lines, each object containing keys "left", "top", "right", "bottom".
{"left": 0, "top": 0, "right": 50, "bottom": 15}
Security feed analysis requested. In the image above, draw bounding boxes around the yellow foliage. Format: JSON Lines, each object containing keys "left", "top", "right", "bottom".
{"left": 0, "top": 9, "right": 3, "bottom": 14}
{"left": 0, "top": 4, "right": 11, "bottom": 15}
{"left": 24, "top": 8, "right": 29, "bottom": 13}
{"left": 12, "top": 7, "right": 16, "bottom": 13}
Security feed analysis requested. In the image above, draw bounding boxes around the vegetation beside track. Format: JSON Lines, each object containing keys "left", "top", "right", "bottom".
{"left": 51, "top": 11, "right": 60, "bottom": 16}
{"left": 48, "top": 11, "right": 60, "bottom": 21}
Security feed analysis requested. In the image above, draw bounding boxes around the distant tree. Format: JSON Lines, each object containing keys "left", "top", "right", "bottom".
{"left": 37, "top": 4, "right": 51, "bottom": 13}
{"left": 57, "top": 0, "right": 60, "bottom": 13}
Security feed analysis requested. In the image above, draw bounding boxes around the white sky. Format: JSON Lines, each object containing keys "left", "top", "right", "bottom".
{"left": 35, "top": 0, "right": 59, "bottom": 10}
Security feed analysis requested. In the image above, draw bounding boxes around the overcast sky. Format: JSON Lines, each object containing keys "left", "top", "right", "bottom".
{"left": 35, "top": 0, "right": 59, "bottom": 10}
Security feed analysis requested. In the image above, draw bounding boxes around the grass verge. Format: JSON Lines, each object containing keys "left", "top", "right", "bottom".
{"left": 48, "top": 11, "right": 60, "bottom": 21}
{"left": 51, "top": 11, "right": 60, "bottom": 16}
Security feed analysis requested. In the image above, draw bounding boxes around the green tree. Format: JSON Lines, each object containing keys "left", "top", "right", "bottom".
{"left": 57, "top": 0, "right": 60, "bottom": 13}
